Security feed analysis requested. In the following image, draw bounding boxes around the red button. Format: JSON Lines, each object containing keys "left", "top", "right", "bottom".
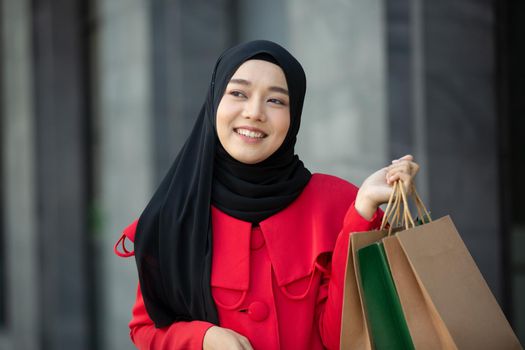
{"left": 250, "top": 227, "right": 265, "bottom": 250}
{"left": 247, "top": 301, "right": 269, "bottom": 322}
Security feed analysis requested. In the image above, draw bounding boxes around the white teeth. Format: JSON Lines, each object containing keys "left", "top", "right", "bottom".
{"left": 235, "top": 128, "right": 265, "bottom": 138}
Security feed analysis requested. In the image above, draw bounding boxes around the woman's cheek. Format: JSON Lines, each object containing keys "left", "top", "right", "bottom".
{"left": 276, "top": 111, "right": 291, "bottom": 138}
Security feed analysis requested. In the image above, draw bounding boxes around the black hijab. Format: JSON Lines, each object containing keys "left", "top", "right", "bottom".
{"left": 134, "top": 40, "right": 311, "bottom": 328}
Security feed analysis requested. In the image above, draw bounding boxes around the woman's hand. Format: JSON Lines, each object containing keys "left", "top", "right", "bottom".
{"left": 203, "top": 326, "right": 254, "bottom": 350}
{"left": 355, "top": 154, "right": 420, "bottom": 220}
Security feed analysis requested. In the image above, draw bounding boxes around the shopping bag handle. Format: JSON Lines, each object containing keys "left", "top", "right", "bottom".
{"left": 380, "top": 180, "right": 402, "bottom": 231}
{"left": 380, "top": 180, "right": 432, "bottom": 233}
{"left": 380, "top": 181, "right": 414, "bottom": 232}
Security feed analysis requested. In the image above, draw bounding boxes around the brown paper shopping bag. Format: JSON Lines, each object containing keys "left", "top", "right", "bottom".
{"left": 394, "top": 216, "right": 521, "bottom": 349}
{"left": 340, "top": 180, "right": 407, "bottom": 350}
{"left": 340, "top": 229, "right": 386, "bottom": 350}
{"left": 383, "top": 182, "right": 522, "bottom": 350}
{"left": 378, "top": 182, "right": 458, "bottom": 349}
{"left": 383, "top": 235, "right": 458, "bottom": 349}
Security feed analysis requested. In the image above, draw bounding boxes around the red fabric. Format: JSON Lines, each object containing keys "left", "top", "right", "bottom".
{"left": 114, "top": 219, "right": 138, "bottom": 257}
{"left": 119, "top": 173, "right": 382, "bottom": 349}
{"left": 129, "top": 286, "right": 215, "bottom": 349}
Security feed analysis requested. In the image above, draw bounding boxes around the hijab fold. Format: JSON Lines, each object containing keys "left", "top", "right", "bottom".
{"left": 134, "top": 40, "right": 311, "bottom": 327}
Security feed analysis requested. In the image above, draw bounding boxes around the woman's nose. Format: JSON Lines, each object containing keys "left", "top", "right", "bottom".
{"left": 242, "top": 98, "right": 265, "bottom": 121}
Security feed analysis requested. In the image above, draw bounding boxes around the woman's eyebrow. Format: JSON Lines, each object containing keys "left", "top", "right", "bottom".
{"left": 229, "top": 78, "right": 251, "bottom": 86}
{"left": 229, "top": 79, "right": 289, "bottom": 96}
{"left": 269, "top": 86, "right": 289, "bottom": 96}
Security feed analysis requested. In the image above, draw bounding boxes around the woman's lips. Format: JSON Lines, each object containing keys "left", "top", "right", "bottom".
{"left": 234, "top": 127, "right": 267, "bottom": 141}
{"left": 233, "top": 127, "right": 267, "bottom": 144}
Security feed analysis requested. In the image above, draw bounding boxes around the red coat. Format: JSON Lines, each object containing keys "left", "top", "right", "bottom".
{"left": 115, "top": 173, "right": 382, "bottom": 349}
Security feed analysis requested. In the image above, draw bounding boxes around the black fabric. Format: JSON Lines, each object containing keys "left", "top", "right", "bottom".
{"left": 134, "top": 40, "right": 311, "bottom": 328}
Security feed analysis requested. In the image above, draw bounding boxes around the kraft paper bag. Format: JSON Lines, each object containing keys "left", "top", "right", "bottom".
{"left": 383, "top": 234, "right": 458, "bottom": 349}
{"left": 340, "top": 229, "right": 386, "bottom": 350}
{"left": 340, "top": 180, "right": 405, "bottom": 350}
{"left": 392, "top": 216, "right": 522, "bottom": 350}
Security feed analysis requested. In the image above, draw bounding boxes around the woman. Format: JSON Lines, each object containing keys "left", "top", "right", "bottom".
{"left": 115, "top": 40, "right": 419, "bottom": 349}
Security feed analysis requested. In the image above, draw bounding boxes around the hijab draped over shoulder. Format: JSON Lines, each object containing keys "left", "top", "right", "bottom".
{"left": 134, "top": 40, "right": 311, "bottom": 327}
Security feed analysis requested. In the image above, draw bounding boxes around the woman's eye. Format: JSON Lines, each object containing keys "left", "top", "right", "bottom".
{"left": 230, "top": 90, "right": 246, "bottom": 98}
{"left": 268, "top": 98, "right": 286, "bottom": 106}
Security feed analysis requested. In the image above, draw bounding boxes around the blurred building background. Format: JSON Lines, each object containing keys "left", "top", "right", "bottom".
{"left": 0, "top": 0, "right": 523, "bottom": 348}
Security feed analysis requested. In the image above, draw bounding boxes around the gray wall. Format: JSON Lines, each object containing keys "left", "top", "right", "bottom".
{"left": 32, "top": 0, "right": 91, "bottom": 347}
{"left": 1, "top": 0, "right": 39, "bottom": 349}
{"left": 93, "top": 1, "right": 154, "bottom": 349}
{"left": 288, "top": 0, "right": 388, "bottom": 183}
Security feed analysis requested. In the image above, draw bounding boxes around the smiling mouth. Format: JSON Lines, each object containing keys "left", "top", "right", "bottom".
{"left": 234, "top": 128, "right": 267, "bottom": 139}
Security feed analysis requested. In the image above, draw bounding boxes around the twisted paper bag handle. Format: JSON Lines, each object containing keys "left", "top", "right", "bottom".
{"left": 380, "top": 180, "right": 432, "bottom": 234}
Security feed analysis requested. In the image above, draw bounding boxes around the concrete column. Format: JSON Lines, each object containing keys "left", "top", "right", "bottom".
{"left": 31, "top": 0, "right": 91, "bottom": 347}
{"left": 288, "top": 0, "right": 388, "bottom": 184}
{"left": 423, "top": 0, "right": 502, "bottom": 300}
{"left": 151, "top": 0, "right": 232, "bottom": 181}
{"left": 93, "top": 0, "right": 153, "bottom": 349}
{"left": 236, "top": 0, "right": 289, "bottom": 45}
{"left": 0, "top": 0, "right": 39, "bottom": 349}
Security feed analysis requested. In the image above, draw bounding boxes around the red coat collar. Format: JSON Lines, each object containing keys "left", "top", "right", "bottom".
{"left": 211, "top": 174, "right": 356, "bottom": 290}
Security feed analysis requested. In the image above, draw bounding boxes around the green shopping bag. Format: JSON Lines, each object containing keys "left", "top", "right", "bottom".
{"left": 358, "top": 241, "right": 415, "bottom": 350}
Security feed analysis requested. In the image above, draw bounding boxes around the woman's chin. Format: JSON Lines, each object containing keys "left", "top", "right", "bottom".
{"left": 230, "top": 152, "right": 269, "bottom": 165}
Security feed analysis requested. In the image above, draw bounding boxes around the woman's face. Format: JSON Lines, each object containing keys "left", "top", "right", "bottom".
{"left": 216, "top": 59, "right": 290, "bottom": 164}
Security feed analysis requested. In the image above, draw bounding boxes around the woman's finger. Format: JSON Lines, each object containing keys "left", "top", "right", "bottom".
{"left": 387, "top": 161, "right": 419, "bottom": 176}
{"left": 392, "top": 154, "right": 413, "bottom": 163}
{"left": 411, "top": 162, "right": 420, "bottom": 174}
{"left": 387, "top": 172, "right": 413, "bottom": 186}
{"left": 386, "top": 165, "right": 414, "bottom": 182}
{"left": 387, "top": 162, "right": 412, "bottom": 175}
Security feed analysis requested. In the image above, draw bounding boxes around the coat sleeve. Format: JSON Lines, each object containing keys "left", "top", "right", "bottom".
{"left": 316, "top": 200, "right": 383, "bottom": 350}
{"left": 115, "top": 221, "right": 215, "bottom": 349}
{"left": 129, "top": 284, "right": 215, "bottom": 349}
